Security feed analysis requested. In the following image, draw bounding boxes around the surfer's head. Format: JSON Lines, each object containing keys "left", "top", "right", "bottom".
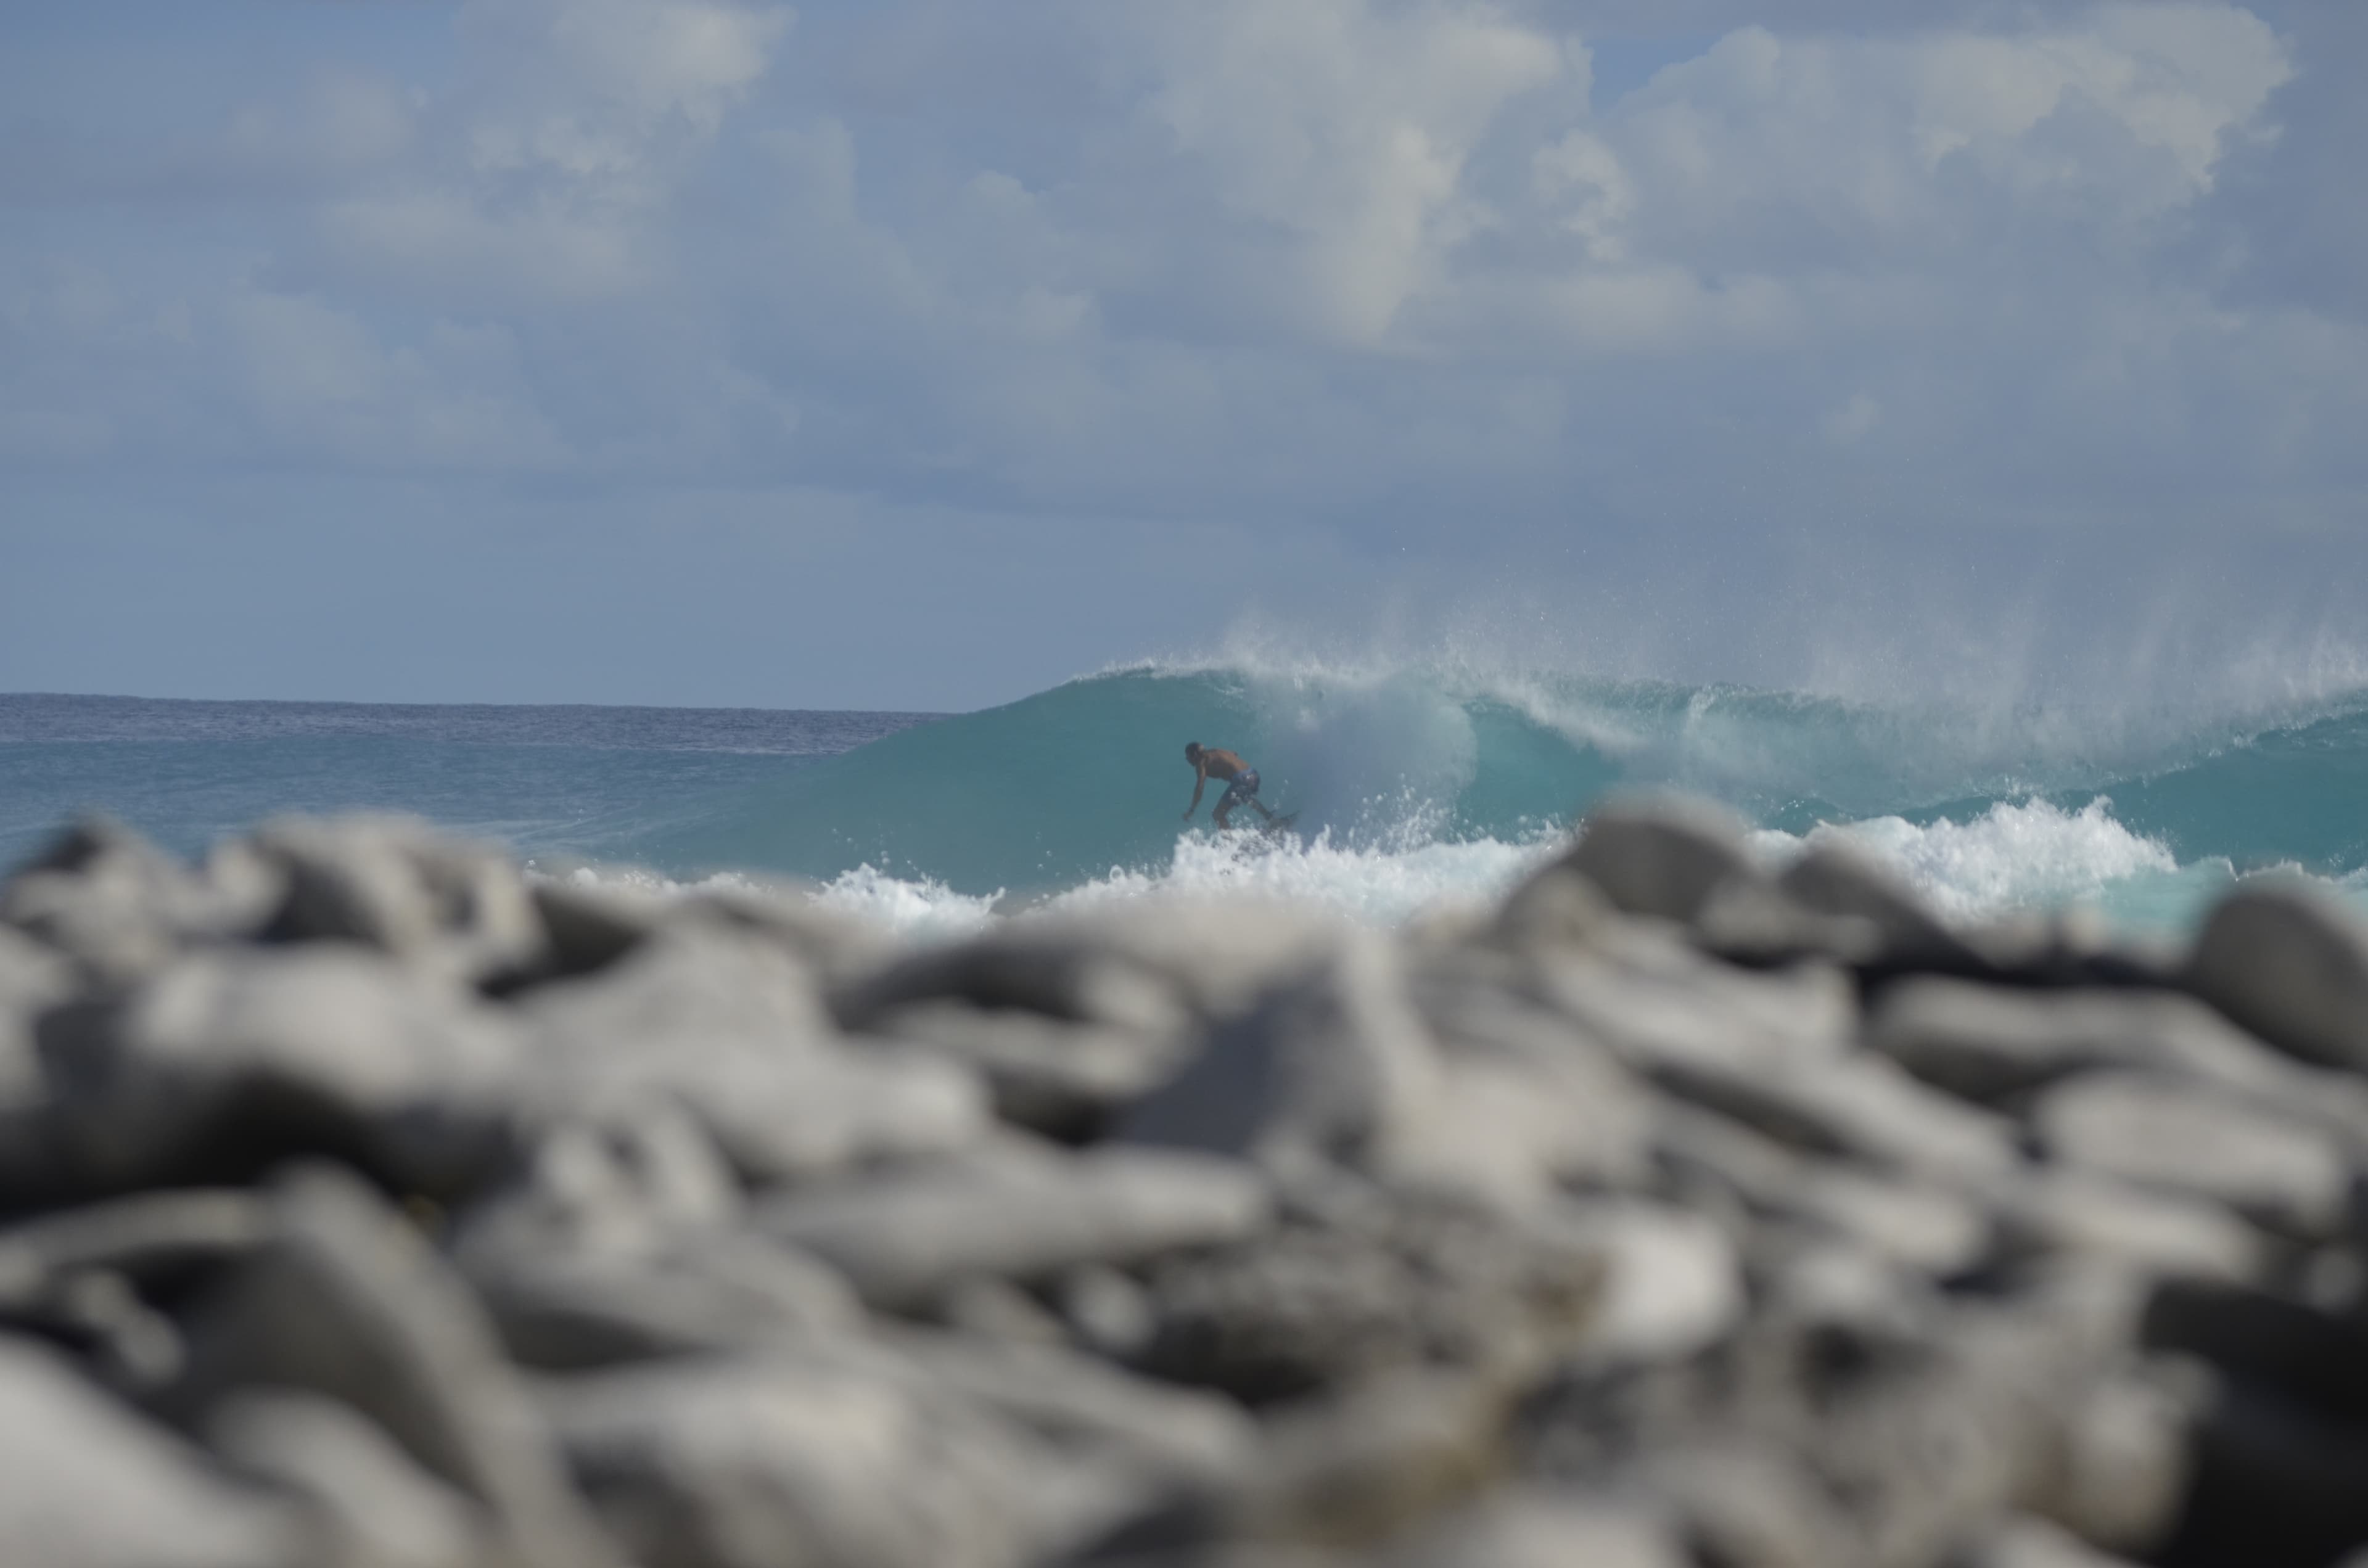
{"left": 1183, "top": 742, "right": 1202, "bottom": 763}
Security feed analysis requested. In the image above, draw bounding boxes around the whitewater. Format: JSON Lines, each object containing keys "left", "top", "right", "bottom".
{"left": 9, "top": 659, "right": 2368, "bottom": 940}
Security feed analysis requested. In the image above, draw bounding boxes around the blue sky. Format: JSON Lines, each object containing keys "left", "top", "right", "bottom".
{"left": 3, "top": 0, "right": 2364, "bottom": 712}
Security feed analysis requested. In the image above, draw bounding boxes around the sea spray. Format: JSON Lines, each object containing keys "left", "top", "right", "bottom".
{"left": 622, "top": 662, "right": 2368, "bottom": 932}
{"left": 1752, "top": 799, "right": 2181, "bottom": 923}
{"left": 20, "top": 666, "right": 2368, "bottom": 942}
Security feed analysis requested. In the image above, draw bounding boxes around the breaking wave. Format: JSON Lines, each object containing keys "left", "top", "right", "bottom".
{"left": 597, "top": 660, "right": 2368, "bottom": 936}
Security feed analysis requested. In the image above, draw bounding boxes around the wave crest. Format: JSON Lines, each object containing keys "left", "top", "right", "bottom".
{"left": 599, "top": 658, "right": 2368, "bottom": 934}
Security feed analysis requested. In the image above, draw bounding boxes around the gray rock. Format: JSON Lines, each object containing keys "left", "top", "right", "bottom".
{"left": 1754, "top": 1238, "right": 1938, "bottom": 1345}
{"left": 1558, "top": 797, "right": 1761, "bottom": 926}
{"left": 1651, "top": 1101, "right": 1991, "bottom": 1278}
{"left": 527, "top": 879, "right": 663, "bottom": 979}
{"left": 3, "top": 819, "right": 284, "bottom": 985}
{"left": 528, "top": 874, "right": 890, "bottom": 991}
{"left": 1118, "top": 932, "right": 1439, "bottom": 1173}
{"left": 867, "top": 1001, "right": 1185, "bottom": 1139}
{"left": 758, "top": 1139, "right": 1270, "bottom": 1313}
{"left": 517, "top": 921, "right": 833, "bottom": 1050}
{"left": 1957, "top": 1517, "right": 2142, "bottom": 1568}
{"left": 467, "top": 1228, "right": 861, "bottom": 1369}
{"left": 1384, "top": 1489, "right": 1687, "bottom": 1568}
{"left": 1778, "top": 840, "right": 1981, "bottom": 971}
{"left": 835, "top": 923, "right": 1187, "bottom": 1038}
{"left": 2184, "top": 877, "right": 2368, "bottom": 1073}
{"left": 11, "top": 1266, "right": 186, "bottom": 1393}
{"left": 1693, "top": 876, "right": 1885, "bottom": 968}
{"left": 1782, "top": 1164, "right": 1992, "bottom": 1279}
{"left": 1137, "top": 1226, "right": 1436, "bottom": 1404}
{"left": 0, "top": 1334, "right": 306, "bottom": 1568}
{"left": 986, "top": 898, "right": 1350, "bottom": 1024}
{"left": 446, "top": 1091, "right": 842, "bottom": 1369}
{"left": 1058, "top": 1264, "right": 1159, "bottom": 1360}
{"left": 39, "top": 947, "right": 522, "bottom": 1196}
{"left": 1539, "top": 1279, "right": 2116, "bottom": 1568}
{"left": 2131, "top": 1347, "right": 2368, "bottom": 1568}
{"left": 1078, "top": 1371, "right": 1516, "bottom": 1558}
{"left": 1074, "top": 1548, "right": 1341, "bottom": 1568}
{"left": 253, "top": 815, "right": 543, "bottom": 982}
{"left": 1645, "top": 1045, "right": 2016, "bottom": 1188}
{"left": 1650, "top": 1090, "right": 1802, "bottom": 1194}
{"left": 173, "top": 1165, "right": 622, "bottom": 1568}
{"left": 544, "top": 1345, "right": 1102, "bottom": 1568}
{"left": 1788, "top": 1310, "right": 2074, "bottom": 1568}
{"left": 1987, "top": 1168, "right": 2269, "bottom": 1284}
{"left": 2034, "top": 1073, "right": 2351, "bottom": 1238}
{"left": 1626, "top": 1445, "right": 1863, "bottom": 1568}
{"left": 1136, "top": 1201, "right": 1606, "bottom": 1403}
{"left": 623, "top": 1044, "right": 984, "bottom": 1188}
{"left": 1486, "top": 862, "right": 1616, "bottom": 955}
{"left": 2026, "top": 1367, "right": 2198, "bottom": 1556}
{"left": 1380, "top": 980, "right": 1653, "bottom": 1209}
{"left": 1867, "top": 981, "right": 2368, "bottom": 1151}
{"left": 936, "top": 1273, "right": 1071, "bottom": 1344}
{"left": 208, "top": 1389, "right": 491, "bottom": 1568}
{"left": 2296, "top": 1245, "right": 2368, "bottom": 1312}
{"left": 879, "top": 1329, "right": 1255, "bottom": 1490}
{"left": 0, "top": 1188, "right": 270, "bottom": 1310}
{"left": 456, "top": 1101, "right": 743, "bottom": 1263}
{"left": 0, "top": 1190, "right": 272, "bottom": 1395}
{"left": 22, "top": 800, "right": 2322, "bottom": 1567}
{"left": 2140, "top": 1278, "right": 2368, "bottom": 1426}
{"left": 1558, "top": 1201, "right": 1744, "bottom": 1366}
{"left": 1535, "top": 930, "right": 1855, "bottom": 1079}
{"left": 1950, "top": 907, "right": 2188, "bottom": 990}
{"left": 676, "top": 884, "right": 900, "bottom": 990}
{"left": 0, "top": 924, "right": 71, "bottom": 1073}
{"left": 0, "top": 929, "right": 79, "bottom": 1191}
{"left": 519, "top": 926, "right": 988, "bottom": 1183}
{"left": 1225, "top": 1369, "right": 1515, "bottom": 1551}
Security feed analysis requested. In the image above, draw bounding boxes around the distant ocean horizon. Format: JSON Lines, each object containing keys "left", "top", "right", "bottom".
{"left": 0, "top": 689, "right": 937, "bottom": 893}
{"left": 10, "top": 658, "right": 2368, "bottom": 940}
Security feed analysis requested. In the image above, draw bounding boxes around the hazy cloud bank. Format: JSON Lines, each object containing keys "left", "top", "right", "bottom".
{"left": 2, "top": 0, "right": 2362, "bottom": 705}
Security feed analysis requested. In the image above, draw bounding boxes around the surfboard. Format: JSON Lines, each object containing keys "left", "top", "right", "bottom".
{"left": 1259, "top": 812, "right": 1299, "bottom": 838}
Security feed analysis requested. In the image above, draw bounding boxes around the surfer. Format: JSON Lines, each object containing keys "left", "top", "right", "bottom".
{"left": 1182, "top": 742, "right": 1277, "bottom": 831}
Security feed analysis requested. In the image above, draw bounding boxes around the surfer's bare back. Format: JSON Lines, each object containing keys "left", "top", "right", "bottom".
{"left": 1183, "top": 741, "right": 1276, "bottom": 830}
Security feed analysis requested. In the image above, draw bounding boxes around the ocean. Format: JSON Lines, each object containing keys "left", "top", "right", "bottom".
{"left": 8, "top": 660, "right": 2368, "bottom": 939}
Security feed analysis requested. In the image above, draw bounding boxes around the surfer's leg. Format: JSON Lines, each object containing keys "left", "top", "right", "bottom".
{"left": 1214, "top": 775, "right": 1247, "bottom": 829}
{"left": 1230, "top": 771, "right": 1272, "bottom": 822}
{"left": 1246, "top": 781, "right": 1275, "bottom": 819}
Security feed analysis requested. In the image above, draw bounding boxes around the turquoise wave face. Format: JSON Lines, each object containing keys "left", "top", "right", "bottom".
{"left": 627, "top": 663, "right": 2368, "bottom": 900}
{"left": 12, "top": 673, "right": 2367, "bottom": 932}
{"left": 2094, "top": 707, "right": 2368, "bottom": 874}
{"left": 637, "top": 670, "right": 1285, "bottom": 894}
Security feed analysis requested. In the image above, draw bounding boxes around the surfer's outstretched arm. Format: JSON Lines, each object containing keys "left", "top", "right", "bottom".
{"left": 1183, "top": 765, "right": 1207, "bottom": 820}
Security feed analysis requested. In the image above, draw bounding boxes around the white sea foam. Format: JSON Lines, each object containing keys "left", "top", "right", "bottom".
{"left": 1753, "top": 797, "right": 2181, "bottom": 922}
{"left": 532, "top": 859, "right": 1007, "bottom": 942}
{"left": 543, "top": 863, "right": 776, "bottom": 899}
{"left": 830, "top": 830, "right": 1555, "bottom": 937}
{"left": 543, "top": 797, "right": 2354, "bottom": 945}
{"left": 811, "top": 864, "right": 1005, "bottom": 940}
{"left": 542, "top": 830, "right": 1552, "bottom": 941}
{"left": 1045, "top": 827, "right": 1553, "bottom": 927}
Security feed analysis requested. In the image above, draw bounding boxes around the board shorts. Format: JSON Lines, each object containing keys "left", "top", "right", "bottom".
{"left": 1220, "top": 770, "right": 1260, "bottom": 807}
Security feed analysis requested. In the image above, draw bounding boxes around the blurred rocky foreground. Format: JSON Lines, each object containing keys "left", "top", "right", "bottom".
{"left": 6, "top": 804, "right": 2368, "bottom": 1568}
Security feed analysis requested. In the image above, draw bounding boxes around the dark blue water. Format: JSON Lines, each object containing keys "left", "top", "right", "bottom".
{"left": 0, "top": 694, "right": 937, "bottom": 872}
